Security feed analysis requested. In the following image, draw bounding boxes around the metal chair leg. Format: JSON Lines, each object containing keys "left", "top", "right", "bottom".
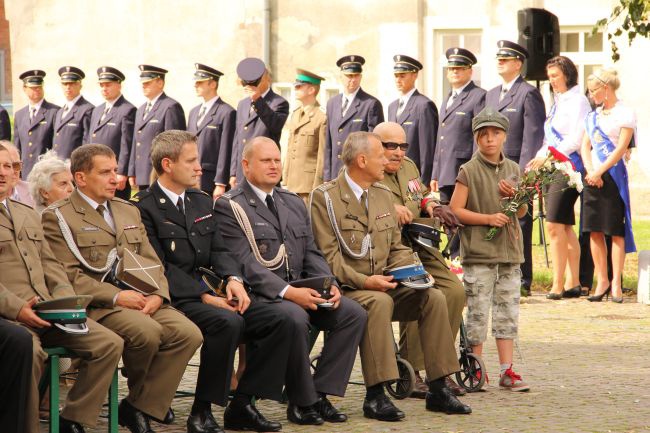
{"left": 49, "top": 354, "right": 60, "bottom": 433}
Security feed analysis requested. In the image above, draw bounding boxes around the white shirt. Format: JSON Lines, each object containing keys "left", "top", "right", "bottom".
{"left": 537, "top": 85, "right": 592, "bottom": 158}
{"left": 63, "top": 94, "right": 82, "bottom": 110}
{"left": 157, "top": 181, "right": 186, "bottom": 209}
{"left": 589, "top": 101, "right": 636, "bottom": 171}
{"left": 76, "top": 189, "right": 115, "bottom": 231}
{"left": 500, "top": 76, "right": 519, "bottom": 95}
{"left": 104, "top": 94, "right": 122, "bottom": 112}
{"left": 199, "top": 95, "right": 220, "bottom": 115}
{"left": 342, "top": 88, "right": 361, "bottom": 111}
{"left": 398, "top": 87, "right": 417, "bottom": 109}
{"left": 29, "top": 99, "right": 44, "bottom": 116}
{"left": 344, "top": 170, "right": 367, "bottom": 207}
{"left": 146, "top": 92, "right": 163, "bottom": 106}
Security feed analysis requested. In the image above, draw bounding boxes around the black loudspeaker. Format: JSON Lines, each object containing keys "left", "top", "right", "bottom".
{"left": 518, "top": 8, "right": 560, "bottom": 81}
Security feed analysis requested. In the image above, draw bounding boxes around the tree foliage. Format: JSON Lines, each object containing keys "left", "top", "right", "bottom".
{"left": 595, "top": 0, "right": 650, "bottom": 61}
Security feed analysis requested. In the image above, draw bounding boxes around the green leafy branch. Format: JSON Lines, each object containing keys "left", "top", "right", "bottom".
{"left": 595, "top": 0, "right": 650, "bottom": 61}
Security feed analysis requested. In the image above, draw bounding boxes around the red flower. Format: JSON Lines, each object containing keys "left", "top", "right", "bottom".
{"left": 548, "top": 146, "right": 569, "bottom": 162}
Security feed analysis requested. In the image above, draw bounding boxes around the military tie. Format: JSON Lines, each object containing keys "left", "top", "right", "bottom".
{"left": 446, "top": 91, "right": 458, "bottom": 109}
{"left": 100, "top": 104, "right": 111, "bottom": 122}
{"left": 265, "top": 194, "right": 279, "bottom": 220}
{"left": 341, "top": 97, "right": 349, "bottom": 116}
{"left": 360, "top": 190, "right": 368, "bottom": 216}
{"left": 196, "top": 105, "right": 207, "bottom": 128}
{"left": 396, "top": 99, "right": 405, "bottom": 117}
{"left": 499, "top": 87, "right": 508, "bottom": 102}
{"left": 96, "top": 204, "right": 115, "bottom": 230}
{"left": 176, "top": 196, "right": 185, "bottom": 215}
{"left": 143, "top": 101, "right": 153, "bottom": 119}
{"left": 30, "top": 107, "right": 37, "bottom": 120}
{"left": 61, "top": 104, "right": 70, "bottom": 119}
{"left": 0, "top": 202, "right": 11, "bottom": 222}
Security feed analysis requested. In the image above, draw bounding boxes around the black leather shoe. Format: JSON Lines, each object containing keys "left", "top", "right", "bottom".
{"left": 187, "top": 409, "right": 224, "bottom": 433}
{"left": 314, "top": 397, "right": 347, "bottom": 423}
{"left": 425, "top": 387, "right": 472, "bottom": 414}
{"left": 162, "top": 408, "right": 175, "bottom": 424}
{"left": 60, "top": 418, "right": 85, "bottom": 433}
{"left": 223, "top": 402, "right": 282, "bottom": 432}
{"left": 287, "top": 402, "right": 324, "bottom": 425}
{"left": 363, "top": 393, "right": 405, "bottom": 421}
{"left": 118, "top": 399, "right": 154, "bottom": 433}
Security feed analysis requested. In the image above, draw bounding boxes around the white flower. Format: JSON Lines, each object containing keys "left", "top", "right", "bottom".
{"left": 567, "top": 171, "right": 583, "bottom": 192}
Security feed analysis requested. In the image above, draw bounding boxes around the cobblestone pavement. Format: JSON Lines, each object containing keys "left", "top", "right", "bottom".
{"left": 48, "top": 293, "right": 650, "bottom": 433}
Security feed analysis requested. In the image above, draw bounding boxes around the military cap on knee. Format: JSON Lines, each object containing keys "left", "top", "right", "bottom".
{"left": 393, "top": 54, "right": 423, "bottom": 73}
{"left": 495, "top": 40, "right": 529, "bottom": 60}
{"left": 138, "top": 64, "right": 168, "bottom": 82}
{"left": 294, "top": 68, "right": 325, "bottom": 86}
{"left": 58, "top": 66, "right": 85, "bottom": 83}
{"left": 236, "top": 57, "right": 266, "bottom": 86}
{"left": 194, "top": 63, "right": 224, "bottom": 82}
{"left": 97, "top": 66, "right": 125, "bottom": 83}
{"left": 336, "top": 55, "right": 365, "bottom": 74}
{"left": 19, "top": 69, "right": 46, "bottom": 87}
{"left": 445, "top": 47, "right": 478, "bottom": 67}
{"left": 33, "top": 295, "right": 93, "bottom": 334}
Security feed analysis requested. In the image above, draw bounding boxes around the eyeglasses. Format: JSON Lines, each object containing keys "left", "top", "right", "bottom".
{"left": 11, "top": 161, "right": 22, "bottom": 171}
{"left": 587, "top": 85, "right": 604, "bottom": 95}
{"left": 382, "top": 141, "right": 409, "bottom": 151}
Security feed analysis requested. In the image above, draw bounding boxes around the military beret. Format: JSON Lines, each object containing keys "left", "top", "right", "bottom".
{"left": 236, "top": 58, "right": 266, "bottom": 86}
{"left": 138, "top": 64, "right": 168, "bottom": 82}
{"left": 33, "top": 295, "right": 93, "bottom": 335}
{"left": 19, "top": 70, "right": 46, "bottom": 87}
{"left": 393, "top": 54, "right": 422, "bottom": 73}
{"left": 58, "top": 66, "right": 85, "bottom": 83}
{"left": 97, "top": 66, "right": 125, "bottom": 83}
{"left": 472, "top": 106, "right": 510, "bottom": 133}
{"left": 495, "top": 40, "right": 529, "bottom": 60}
{"left": 446, "top": 47, "right": 477, "bottom": 67}
{"left": 294, "top": 68, "right": 325, "bottom": 86}
{"left": 336, "top": 55, "right": 365, "bottom": 74}
{"left": 194, "top": 63, "right": 224, "bottom": 82}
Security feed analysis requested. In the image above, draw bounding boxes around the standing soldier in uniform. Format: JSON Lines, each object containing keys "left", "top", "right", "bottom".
{"left": 310, "top": 131, "right": 471, "bottom": 421}
{"left": 283, "top": 68, "right": 327, "bottom": 199}
{"left": 431, "top": 48, "right": 486, "bottom": 257}
{"left": 128, "top": 65, "right": 186, "bottom": 191}
{"left": 43, "top": 144, "right": 202, "bottom": 433}
{"left": 229, "top": 58, "right": 289, "bottom": 188}
{"left": 187, "top": 63, "right": 236, "bottom": 198}
{"left": 387, "top": 55, "right": 438, "bottom": 186}
{"left": 324, "top": 55, "right": 383, "bottom": 181}
{"left": 485, "top": 40, "right": 546, "bottom": 296}
{"left": 52, "top": 66, "right": 94, "bottom": 159}
{"left": 89, "top": 66, "right": 137, "bottom": 200}
{"left": 13, "top": 70, "right": 60, "bottom": 179}
{"left": 0, "top": 144, "right": 123, "bottom": 433}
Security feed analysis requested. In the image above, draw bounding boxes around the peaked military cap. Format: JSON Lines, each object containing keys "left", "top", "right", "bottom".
{"left": 496, "top": 40, "right": 529, "bottom": 60}
{"left": 393, "top": 54, "right": 423, "bottom": 73}
{"left": 472, "top": 106, "right": 510, "bottom": 133}
{"left": 294, "top": 68, "right": 325, "bottom": 86}
{"left": 194, "top": 63, "right": 224, "bottom": 82}
{"left": 138, "top": 64, "right": 168, "bottom": 82}
{"left": 58, "top": 66, "right": 85, "bottom": 83}
{"left": 236, "top": 58, "right": 266, "bottom": 85}
{"left": 97, "top": 66, "right": 125, "bottom": 83}
{"left": 19, "top": 70, "right": 46, "bottom": 87}
{"left": 336, "top": 55, "right": 365, "bottom": 74}
{"left": 33, "top": 295, "right": 93, "bottom": 335}
{"left": 446, "top": 47, "right": 478, "bottom": 67}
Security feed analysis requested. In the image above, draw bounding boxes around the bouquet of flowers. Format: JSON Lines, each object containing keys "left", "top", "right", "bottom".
{"left": 485, "top": 146, "right": 583, "bottom": 241}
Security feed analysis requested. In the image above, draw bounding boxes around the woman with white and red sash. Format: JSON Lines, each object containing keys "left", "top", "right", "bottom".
{"left": 582, "top": 68, "right": 636, "bottom": 303}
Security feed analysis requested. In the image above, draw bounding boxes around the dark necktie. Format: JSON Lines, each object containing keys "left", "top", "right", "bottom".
{"left": 197, "top": 105, "right": 207, "bottom": 127}
{"left": 341, "top": 97, "right": 349, "bottom": 116}
{"left": 396, "top": 99, "right": 405, "bottom": 117}
{"left": 176, "top": 196, "right": 185, "bottom": 215}
{"left": 265, "top": 194, "right": 278, "bottom": 220}
{"left": 0, "top": 202, "right": 11, "bottom": 222}
{"left": 446, "top": 91, "right": 457, "bottom": 109}
{"left": 360, "top": 191, "right": 368, "bottom": 215}
{"left": 96, "top": 204, "right": 106, "bottom": 217}
{"left": 30, "top": 107, "right": 37, "bottom": 120}
{"left": 61, "top": 104, "right": 70, "bottom": 119}
{"left": 500, "top": 87, "right": 508, "bottom": 102}
{"left": 143, "top": 101, "right": 152, "bottom": 119}
{"left": 100, "top": 104, "right": 111, "bottom": 122}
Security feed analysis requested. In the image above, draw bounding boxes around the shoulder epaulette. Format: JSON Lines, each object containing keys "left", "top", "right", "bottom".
{"left": 314, "top": 180, "right": 336, "bottom": 192}
{"left": 220, "top": 187, "right": 244, "bottom": 201}
{"left": 44, "top": 197, "right": 71, "bottom": 211}
{"left": 130, "top": 189, "right": 153, "bottom": 203}
{"left": 372, "top": 182, "right": 391, "bottom": 191}
{"left": 276, "top": 186, "right": 298, "bottom": 197}
{"left": 8, "top": 198, "right": 34, "bottom": 209}
{"left": 187, "top": 188, "right": 209, "bottom": 197}
{"left": 111, "top": 196, "right": 134, "bottom": 206}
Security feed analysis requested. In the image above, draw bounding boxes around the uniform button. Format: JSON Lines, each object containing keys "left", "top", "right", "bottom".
{"left": 137, "top": 142, "right": 141, "bottom": 146}
{"left": 138, "top": 130, "right": 142, "bottom": 134}
{"left": 170, "top": 231, "right": 175, "bottom": 235}
{"left": 136, "top": 155, "right": 140, "bottom": 159}
{"left": 441, "top": 122, "right": 445, "bottom": 127}
{"left": 337, "top": 141, "right": 341, "bottom": 145}
{"left": 18, "top": 235, "right": 22, "bottom": 241}
{"left": 56, "top": 132, "right": 60, "bottom": 136}
{"left": 92, "top": 133, "right": 96, "bottom": 137}
{"left": 29, "top": 153, "right": 33, "bottom": 158}
{"left": 29, "top": 266, "right": 32, "bottom": 271}
{"left": 92, "top": 240, "right": 96, "bottom": 244}
{"left": 242, "top": 139, "right": 247, "bottom": 143}
{"left": 28, "top": 131, "right": 32, "bottom": 136}
{"left": 337, "top": 155, "right": 341, "bottom": 159}
{"left": 118, "top": 242, "right": 122, "bottom": 246}
{"left": 191, "top": 232, "right": 196, "bottom": 236}
{"left": 440, "top": 136, "right": 444, "bottom": 140}
{"left": 244, "top": 126, "right": 248, "bottom": 130}
{"left": 23, "top": 251, "right": 27, "bottom": 256}
{"left": 197, "top": 249, "right": 201, "bottom": 253}
{"left": 28, "top": 142, "right": 32, "bottom": 146}
{"left": 338, "top": 128, "right": 343, "bottom": 132}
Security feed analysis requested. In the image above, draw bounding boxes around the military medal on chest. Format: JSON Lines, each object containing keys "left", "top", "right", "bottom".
{"left": 406, "top": 178, "right": 424, "bottom": 202}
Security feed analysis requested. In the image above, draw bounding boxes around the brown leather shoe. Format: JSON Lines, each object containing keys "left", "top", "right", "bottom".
{"left": 445, "top": 376, "right": 467, "bottom": 396}
{"left": 411, "top": 371, "right": 429, "bottom": 399}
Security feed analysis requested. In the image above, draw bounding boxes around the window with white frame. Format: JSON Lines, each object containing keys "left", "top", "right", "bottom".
{"left": 433, "top": 30, "right": 483, "bottom": 103}
{"left": 559, "top": 27, "right": 605, "bottom": 89}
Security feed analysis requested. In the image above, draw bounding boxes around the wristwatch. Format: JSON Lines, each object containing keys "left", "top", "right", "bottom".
{"left": 227, "top": 276, "right": 244, "bottom": 284}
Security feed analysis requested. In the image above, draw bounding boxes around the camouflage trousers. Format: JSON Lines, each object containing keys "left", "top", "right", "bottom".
{"left": 463, "top": 263, "right": 521, "bottom": 346}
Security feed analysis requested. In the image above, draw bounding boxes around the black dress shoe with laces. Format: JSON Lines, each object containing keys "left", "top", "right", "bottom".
{"left": 313, "top": 396, "right": 348, "bottom": 422}
{"left": 286, "top": 402, "right": 324, "bottom": 425}
{"left": 118, "top": 399, "right": 154, "bottom": 433}
{"left": 60, "top": 417, "right": 85, "bottom": 433}
{"left": 363, "top": 393, "right": 405, "bottom": 421}
{"left": 187, "top": 409, "right": 224, "bottom": 433}
{"left": 223, "top": 402, "right": 282, "bottom": 432}
{"left": 425, "top": 387, "right": 472, "bottom": 414}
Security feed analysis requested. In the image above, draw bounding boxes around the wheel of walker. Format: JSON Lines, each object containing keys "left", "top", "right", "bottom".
{"left": 385, "top": 358, "right": 415, "bottom": 400}
{"left": 455, "top": 352, "right": 486, "bottom": 392}
{"left": 309, "top": 353, "right": 321, "bottom": 375}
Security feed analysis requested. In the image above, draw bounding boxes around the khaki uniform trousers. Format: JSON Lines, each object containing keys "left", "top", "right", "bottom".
{"left": 99, "top": 306, "right": 203, "bottom": 420}
{"left": 399, "top": 244, "right": 466, "bottom": 372}
{"left": 345, "top": 285, "right": 459, "bottom": 387}
{"left": 26, "top": 319, "right": 123, "bottom": 433}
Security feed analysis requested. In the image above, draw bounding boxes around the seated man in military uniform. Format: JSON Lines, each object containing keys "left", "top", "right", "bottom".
{"left": 42, "top": 144, "right": 203, "bottom": 433}
{"left": 214, "top": 136, "right": 366, "bottom": 429}
{"left": 375, "top": 121, "right": 467, "bottom": 397}
{"left": 0, "top": 144, "right": 123, "bottom": 433}
{"left": 310, "top": 131, "right": 471, "bottom": 421}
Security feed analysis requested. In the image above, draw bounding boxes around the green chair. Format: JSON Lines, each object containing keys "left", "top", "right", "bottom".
{"left": 39, "top": 347, "right": 119, "bottom": 433}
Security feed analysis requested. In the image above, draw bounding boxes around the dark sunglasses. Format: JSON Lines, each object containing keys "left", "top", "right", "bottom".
{"left": 382, "top": 141, "right": 409, "bottom": 151}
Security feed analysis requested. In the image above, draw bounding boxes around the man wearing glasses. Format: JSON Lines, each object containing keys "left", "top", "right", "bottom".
{"left": 0, "top": 141, "right": 35, "bottom": 207}
{"left": 485, "top": 40, "right": 546, "bottom": 296}
{"left": 387, "top": 55, "right": 438, "bottom": 187}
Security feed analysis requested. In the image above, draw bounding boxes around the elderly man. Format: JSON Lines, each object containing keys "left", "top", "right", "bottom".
{"left": 0, "top": 143, "right": 123, "bottom": 433}
{"left": 375, "top": 121, "right": 467, "bottom": 397}
{"left": 215, "top": 136, "right": 366, "bottom": 429}
{"left": 1, "top": 141, "right": 35, "bottom": 207}
{"left": 310, "top": 131, "right": 471, "bottom": 421}
{"left": 42, "top": 144, "right": 202, "bottom": 433}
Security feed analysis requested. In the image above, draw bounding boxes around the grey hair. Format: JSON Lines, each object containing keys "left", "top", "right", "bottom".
{"left": 341, "top": 131, "right": 381, "bottom": 167}
{"left": 27, "top": 150, "right": 70, "bottom": 209}
{"left": 242, "top": 136, "right": 277, "bottom": 160}
{"left": 0, "top": 140, "right": 19, "bottom": 160}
